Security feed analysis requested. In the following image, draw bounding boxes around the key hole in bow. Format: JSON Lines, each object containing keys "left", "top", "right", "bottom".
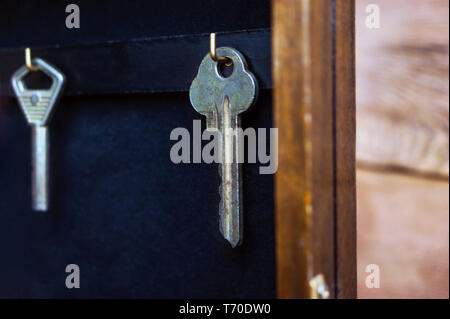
{"left": 22, "top": 71, "right": 53, "bottom": 90}
{"left": 217, "top": 60, "right": 234, "bottom": 78}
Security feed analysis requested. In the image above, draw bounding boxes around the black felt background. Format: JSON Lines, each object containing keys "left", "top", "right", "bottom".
{"left": 0, "top": 0, "right": 271, "bottom": 47}
{"left": 0, "top": 0, "right": 275, "bottom": 298}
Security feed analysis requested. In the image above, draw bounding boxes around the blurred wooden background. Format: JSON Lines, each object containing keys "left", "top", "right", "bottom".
{"left": 356, "top": 0, "right": 449, "bottom": 298}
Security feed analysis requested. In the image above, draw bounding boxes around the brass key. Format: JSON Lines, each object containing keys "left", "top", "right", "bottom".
{"left": 190, "top": 47, "right": 258, "bottom": 247}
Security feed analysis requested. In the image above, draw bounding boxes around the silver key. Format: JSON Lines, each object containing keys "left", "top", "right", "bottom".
{"left": 190, "top": 47, "right": 258, "bottom": 247}
{"left": 11, "top": 58, "right": 66, "bottom": 211}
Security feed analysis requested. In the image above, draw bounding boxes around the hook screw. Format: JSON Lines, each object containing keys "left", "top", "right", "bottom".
{"left": 25, "top": 48, "right": 40, "bottom": 72}
{"left": 210, "top": 33, "right": 233, "bottom": 66}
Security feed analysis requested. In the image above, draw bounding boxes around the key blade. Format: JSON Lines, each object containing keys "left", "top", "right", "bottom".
{"left": 31, "top": 126, "right": 49, "bottom": 211}
{"left": 219, "top": 159, "right": 242, "bottom": 247}
{"left": 206, "top": 103, "right": 219, "bottom": 131}
{"left": 219, "top": 96, "right": 243, "bottom": 247}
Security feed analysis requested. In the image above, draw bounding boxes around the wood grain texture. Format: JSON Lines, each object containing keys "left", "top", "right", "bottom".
{"left": 356, "top": 0, "right": 449, "bottom": 177}
{"left": 310, "top": 0, "right": 335, "bottom": 298}
{"left": 273, "top": 0, "right": 356, "bottom": 298}
{"left": 336, "top": 0, "right": 357, "bottom": 299}
{"left": 273, "top": 0, "right": 313, "bottom": 298}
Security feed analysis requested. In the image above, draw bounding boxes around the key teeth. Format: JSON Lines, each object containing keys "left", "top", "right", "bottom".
{"left": 206, "top": 107, "right": 218, "bottom": 131}
{"left": 227, "top": 236, "right": 240, "bottom": 248}
{"left": 219, "top": 212, "right": 240, "bottom": 248}
{"left": 219, "top": 179, "right": 241, "bottom": 248}
{"left": 220, "top": 226, "right": 241, "bottom": 248}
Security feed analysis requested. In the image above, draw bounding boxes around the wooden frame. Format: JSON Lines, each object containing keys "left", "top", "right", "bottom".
{"left": 273, "top": 0, "right": 356, "bottom": 298}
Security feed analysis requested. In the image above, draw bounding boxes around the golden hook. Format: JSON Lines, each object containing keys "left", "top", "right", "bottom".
{"left": 25, "top": 47, "right": 40, "bottom": 72}
{"left": 210, "top": 33, "right": 232, "bottom": 66}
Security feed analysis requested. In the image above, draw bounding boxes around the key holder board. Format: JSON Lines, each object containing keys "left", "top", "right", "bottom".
{"left": 0, "top": 0, "right": 275, "bottom": 298}
{"left": 0, "top": 0, "right": 356, "bottom": 298}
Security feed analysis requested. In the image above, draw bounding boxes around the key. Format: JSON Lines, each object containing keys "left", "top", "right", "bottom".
{"left": 11, "top": 58, "right": 66, "bottom": 211}
{"left": 190, "top": 47, "right": 258, "bottom": 247}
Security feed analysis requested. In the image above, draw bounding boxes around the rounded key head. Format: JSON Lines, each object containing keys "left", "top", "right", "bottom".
{"left": 189, "top": 47, "right": 258, "bottom": 117}
{"left": 11, "top": 58, "right": 66, "bottom": 126}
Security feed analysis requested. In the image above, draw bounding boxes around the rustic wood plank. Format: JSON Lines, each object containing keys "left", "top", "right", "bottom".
{"left": 355, "top": 0, "right": 449, "bottom": 178}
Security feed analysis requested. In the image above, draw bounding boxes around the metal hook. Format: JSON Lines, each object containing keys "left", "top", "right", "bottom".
{"left": 210, "top": 33, "right": 232, "bottom": 66}
{"left": 25, "top": 47, "right": 40, "bottom": 72}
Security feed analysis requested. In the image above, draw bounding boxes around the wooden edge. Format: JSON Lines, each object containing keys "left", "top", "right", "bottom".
{"left": 273, "top": 0, "right": 312, "bottom": 298}
{"left": 273, "top": 0, "right": 356, "bottom": 298}
{"left": 310, "top": 0, "right": 335, "bottom": 298}
{"left": 335, "top": 0, "right": 357, "bottom": 299}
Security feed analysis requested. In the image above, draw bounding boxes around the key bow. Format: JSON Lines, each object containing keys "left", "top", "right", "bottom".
{"left": 11, "top": 58, "right": 66, "bottom": 126}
